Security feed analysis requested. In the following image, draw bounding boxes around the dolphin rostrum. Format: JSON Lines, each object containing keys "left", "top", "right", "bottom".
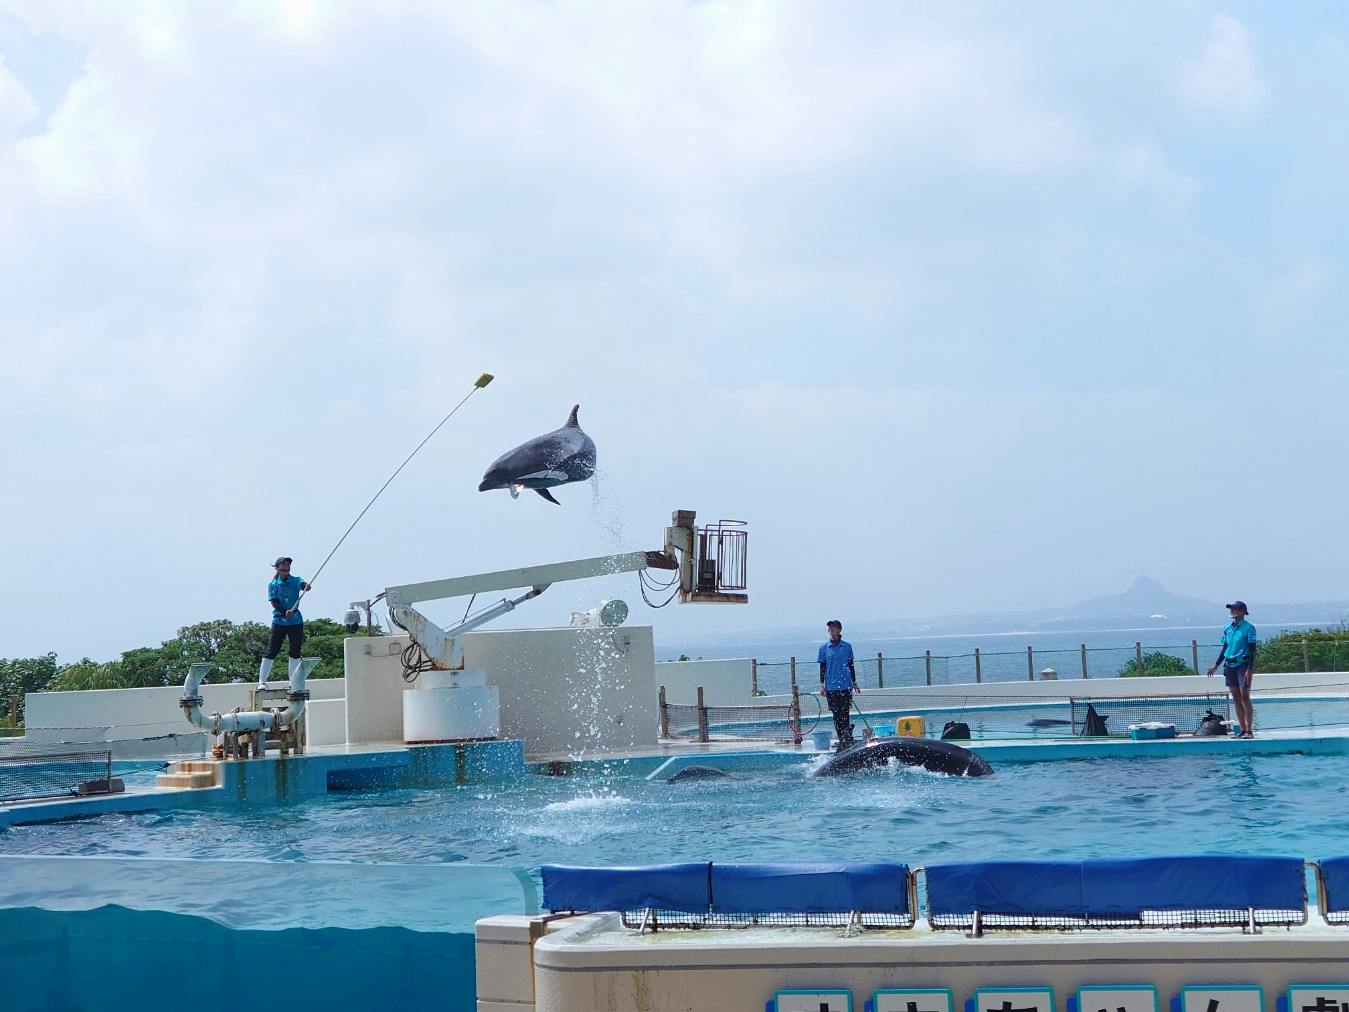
{"left": 478, "top": 404, "right": 597, "bottom": 505}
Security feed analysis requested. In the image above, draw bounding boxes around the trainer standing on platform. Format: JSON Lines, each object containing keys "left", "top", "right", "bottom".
{"left": 257, "top": 557, "right": 311, "bottom": 690}
{"left": 1206, "top": 600, "right": 1258, "bottom": 738}
{"left": 818, "top": 619, "right": 860, "bottom": 749}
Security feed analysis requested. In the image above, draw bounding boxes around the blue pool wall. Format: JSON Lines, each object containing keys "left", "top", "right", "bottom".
{"left": 0, "top": 905, "right": 476, "bottom": 1012}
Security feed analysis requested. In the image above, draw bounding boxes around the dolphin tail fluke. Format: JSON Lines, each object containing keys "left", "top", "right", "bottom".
{"left": 535, "top": 488, "right": 562, "bottom": 505}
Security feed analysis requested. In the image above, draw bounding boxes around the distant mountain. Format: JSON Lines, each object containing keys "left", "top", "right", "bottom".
{"left": 682, "top": 578, "right": 1349, "bottom": 646}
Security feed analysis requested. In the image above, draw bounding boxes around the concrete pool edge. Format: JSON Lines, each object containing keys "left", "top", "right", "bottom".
{"left": 482, "top": 910, "right": 1349, "bottom": 1012}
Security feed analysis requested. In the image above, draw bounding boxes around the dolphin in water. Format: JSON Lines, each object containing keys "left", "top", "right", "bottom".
{"left": 478, "top": 405, "right": 597, "bottom": 505}
{"left": 810, "top": 735, "right": 994, "bottom": 778}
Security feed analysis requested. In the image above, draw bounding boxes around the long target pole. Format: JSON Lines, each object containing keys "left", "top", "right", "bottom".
{"left": 295, "top": 372, "right": 494, "bottom": 608}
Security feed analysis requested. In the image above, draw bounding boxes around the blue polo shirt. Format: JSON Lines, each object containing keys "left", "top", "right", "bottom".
{"left": 268, "top": 574, "right": 305, "bottom": 626}
{"left": 1221, "top": 618, "right": 1257, "bottom": 668}
{"left": 818, "top": 638, "right": 856, "bottom": 691}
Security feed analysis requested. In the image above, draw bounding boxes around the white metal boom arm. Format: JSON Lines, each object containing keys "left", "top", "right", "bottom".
{"left": 384, "top": 550, "right": 678, "bottom": 669}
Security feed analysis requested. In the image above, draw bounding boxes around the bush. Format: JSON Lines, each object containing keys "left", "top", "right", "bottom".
{"left": 1119, "top": 651, "right": 1195, "bottom": 677}
{"left": 1255, "top": 626, "right": 1349, "bottom": 673}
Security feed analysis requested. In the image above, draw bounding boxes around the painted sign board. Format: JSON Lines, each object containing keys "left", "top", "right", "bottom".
{"left": 1173, "top": 985, "right": 1264, "bottom": 1012}
{"left": 1069, "top": 986, "right": 1159, "bottom": 1012}
{"left": 870, "top": 988, "right": 955, "bottom": 1012}
{"left": 1281, "top": 987, "right": 1349, "bottom": 1012}
{"left": 967, "top": 987, "right": 1056, "bottom": 1012}
{"left": 770, "top": 989, "right": 852, "bottom": 1012}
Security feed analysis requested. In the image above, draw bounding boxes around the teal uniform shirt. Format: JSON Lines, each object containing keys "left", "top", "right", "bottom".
{"left": 818, "top": 639, "right": 856, "bottom": 691}
{"left": 268, "top": 574, "right": 305, "bottom": 627}
{"left": 1221, "top": 618, "right": 1257, "bottom": 668}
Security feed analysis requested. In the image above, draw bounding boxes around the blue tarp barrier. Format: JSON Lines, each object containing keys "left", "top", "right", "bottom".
{"left": 711, "top": 862, "right": 909, "bottom": 915}
{"left": 1318, "top": 857, "right": 1349, "bottom": 912}
{"left": 540, "top": 863, "right": 710, "bottom": 912}
{"left": 926, "top": 856, "right": 1304, "bottom": 917}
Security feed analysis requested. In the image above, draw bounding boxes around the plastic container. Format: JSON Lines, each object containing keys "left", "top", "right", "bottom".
{"left": 811, "top": 730, "right": 833, "bottom": 751}
{"left": 896, "top": 715, "right": 926, "bottom": 738}
{"left": 1129, "top": 722, "right": 1177, "bottom": 740}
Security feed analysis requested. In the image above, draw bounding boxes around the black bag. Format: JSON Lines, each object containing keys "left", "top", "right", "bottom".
{"left": 941, "top": 720, "right": 971, "bottom": 740}
{"left": 1194, "top": 709, "right": 1229, "bottom": 737}
{"left": 1079, "top": 704, "right": 1109, "bottom": 737}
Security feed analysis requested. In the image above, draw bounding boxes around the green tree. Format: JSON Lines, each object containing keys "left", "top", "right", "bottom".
{"left": 0, "top": 652, "right": 59, "bottom": 721}
{"left": 1119, "top": 651, "right": 1195, "bottom": 677}
{"left": 48, "top": 658, "right": 129, "bottom": 692}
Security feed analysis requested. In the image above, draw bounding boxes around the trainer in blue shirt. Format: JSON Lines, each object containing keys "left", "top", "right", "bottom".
{"left": 257, "top": 556, "right": 312, "bottom": 690}
{"left": 818, "top": 620, "right": 860, "bottom": 748}
{"left": 1206, "top": 600, "right": 1258, "bottom": 738}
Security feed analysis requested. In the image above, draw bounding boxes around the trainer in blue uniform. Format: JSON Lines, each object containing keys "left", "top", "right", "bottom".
{"left": 818, "top": 620, "right": 860, "bottom": 748}
{"left": 1206, "top": 600, "right": 1258, "bottom": 738}
{"left": 257, "top": 556, "right": 311, "bottom": 690}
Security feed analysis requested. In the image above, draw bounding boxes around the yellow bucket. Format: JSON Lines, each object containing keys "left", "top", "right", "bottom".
{"left": 896, "top": 715, "right": 926, "bottom": 738}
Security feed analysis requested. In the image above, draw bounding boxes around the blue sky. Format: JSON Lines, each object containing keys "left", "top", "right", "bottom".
{"left": 1, "top": 3, "right": 1346, "bottom": 661}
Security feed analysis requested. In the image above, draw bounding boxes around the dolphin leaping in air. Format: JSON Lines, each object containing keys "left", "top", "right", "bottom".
{"left": 478, "top": 404, "right": 597, "bottom": 505}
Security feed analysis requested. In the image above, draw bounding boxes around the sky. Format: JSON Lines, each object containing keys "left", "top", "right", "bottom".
{"left": 1, "top": 2, "right": 1347, "bottom": 663}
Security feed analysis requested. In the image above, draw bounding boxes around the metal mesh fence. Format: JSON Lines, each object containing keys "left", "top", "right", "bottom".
{"left": 751, "top": 643, "right": 1221, "bottom": 696}
{"left": 929, "top": 905, "right": 1306, "bottom": 933}
{"left": 0, "top": 742, "right": 114, "bottom": 804}
{"left": 744, "top": 636, "right": 1349, "bottom": 699}
{"left": 662, "top": 699, "right": 807, "bottom": 742}
{"left": 666, "top": 681, "right": 1349, "bottom": 743}
{"left": 617, "top": 908, "right": 914, "bottom": 930}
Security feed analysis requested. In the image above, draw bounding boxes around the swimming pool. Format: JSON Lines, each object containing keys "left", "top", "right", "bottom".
{"left": 4, "top": 750, "right": 1343, "bottom": 867}
{"left": 4, "top": 748, "right": 1346, "bottom": 1012}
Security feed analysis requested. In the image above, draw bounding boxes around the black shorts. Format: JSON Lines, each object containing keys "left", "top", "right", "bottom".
{"left": 265, "top": 623, "right": 303, "bottom": 659}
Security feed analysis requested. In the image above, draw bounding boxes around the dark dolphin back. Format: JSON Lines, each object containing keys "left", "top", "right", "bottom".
{"left": 811, "top": 736, "right": 994, "bottom": 778}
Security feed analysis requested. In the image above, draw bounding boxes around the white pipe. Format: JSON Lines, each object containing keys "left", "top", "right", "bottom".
{"left": 278, "top": 659, "right": 311, "bottom": 727}
{"left": 180, "top": 661, "right": 310, "bottom": 736}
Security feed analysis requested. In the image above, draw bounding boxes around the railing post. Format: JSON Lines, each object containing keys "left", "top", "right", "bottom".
{"left": 876, "top": 652, "right": 884, "bottom": 689}
{"left": 751, "top": 659, "right": 758, "bottom": 696}
{"left": 1192, "top": 640, "right": 1200, "bottom": 675}
{"left": 1136, "top": 641, "right": 1143, "bottom": 673}
{"left": 1026, "top": 645, "right": 1034, "bottom": 682}
{"left": 789, "top": 682, "right": 802, "bottom": 746}
{"left": 1303, "top": 636, "right": 1311, "bottom": 673}
{"left": 974, "top": 648, "right": 982, "bottom": 684}
{"left": 696, "top": 686, "right": 709, "bottom": 743}
{"left": 658, "top": 685, "right": 669, "bottom": 738}
{"left": 925, "top": 649, "right": 932, "bottom": 687}
{"left": 790, "top": 656, "right": 796, "bottom": 688}
{"left": 1081, "top": 643, "right": 1089, "bottom": 679}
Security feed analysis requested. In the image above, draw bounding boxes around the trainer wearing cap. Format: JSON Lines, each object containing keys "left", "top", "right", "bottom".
{"left": 257, "top": 557, "right": 311, "bottom": 690}
{"left": 818, "top": 619, "right": 860, "bottom": 749}
{"left": 1206, "top": 600, "right": 1258, "bottom": 738}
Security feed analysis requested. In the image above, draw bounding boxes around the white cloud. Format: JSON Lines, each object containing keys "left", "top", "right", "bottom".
{"left": 1115, "top": 143, "right": 1198, "bottom": 216}
{"left": 1178, "top": 14, "right": 1267, "bottom": 118}
{"left": 0, "top": 55, "right": 38, "bottom": 139}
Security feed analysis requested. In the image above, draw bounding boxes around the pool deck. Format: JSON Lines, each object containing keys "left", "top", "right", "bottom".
{"left": 481, "top": 910, "right": 1349, "bottom": 1012}
{"left": 5, "top": 726, "right": 1348, "bottom": 831}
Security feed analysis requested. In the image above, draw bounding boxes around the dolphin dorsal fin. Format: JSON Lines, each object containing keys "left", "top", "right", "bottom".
{"left": 565, "top": 404, "right": 580, "bottom": 427}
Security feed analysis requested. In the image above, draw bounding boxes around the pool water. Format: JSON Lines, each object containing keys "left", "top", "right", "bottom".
{"left": 3, "top": 751, "right": 1344, "bottom": 868}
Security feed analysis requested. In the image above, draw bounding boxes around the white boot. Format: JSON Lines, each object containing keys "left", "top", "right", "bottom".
{"left": 256, "top": 657, "right": 275, "bottom": 691}
{"left": 287, "top": 656, "right": 301, "bottom": 689}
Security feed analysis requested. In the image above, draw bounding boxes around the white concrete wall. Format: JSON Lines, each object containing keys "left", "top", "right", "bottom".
{"left": 655, "top": 658, "right": 754, "bottom": 706}
{"left": 24, "top": 678, "right": 346, "bottom": 745}
{"left": 462, "top": 625, "right": 658, "bottom": 757}
{"left": 343, "top": 627, "right": 658, "bottom": 756}
{"left": 343, "top": 635, "right": 414, "bottom": 744}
